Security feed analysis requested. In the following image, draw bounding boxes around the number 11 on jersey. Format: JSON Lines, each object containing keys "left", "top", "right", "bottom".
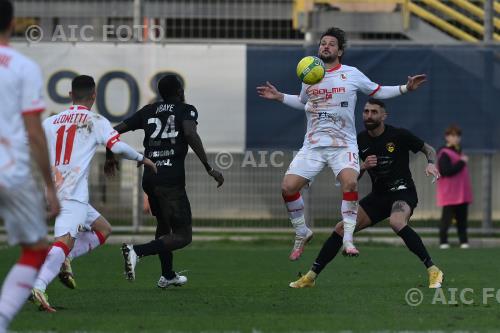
{"left": 55, "top": 124, "right": 77, "bottom": 165}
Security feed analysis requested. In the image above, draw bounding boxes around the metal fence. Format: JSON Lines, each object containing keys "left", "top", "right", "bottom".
{"left": 12, "top": 0, "right": 304, "bottom": 43}
{"left": 14, "top": 0, "right": 498, "bottom": 43}
{"left": 1, "top": 151, "right": 497, "bottom": 232}
{"left": 68, "top": 151, "right": 498, "bottom": 231}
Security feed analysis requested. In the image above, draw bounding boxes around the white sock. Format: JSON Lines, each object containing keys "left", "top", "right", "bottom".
{"left": 341, "top": 192, "right": 359, "bottom": 243}
{"left": 291, "top": 215, "right": 308, "bottom": 236}
{"left": 68, "top": 231, "right": 105, "bottom": 260}
{"left": 0, "top": 264, "right": 38, "bottom": 331}
{"left": 33, "top": 244, "right": 67, "bottom": 292}
{"left": 283, "top": 193, "right": 308, "bottom": 235}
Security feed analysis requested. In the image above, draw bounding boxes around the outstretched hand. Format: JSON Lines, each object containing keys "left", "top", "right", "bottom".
{"left": 208, "top": 168, "right": 224, "bottom": 188}
{"left": 256, "top": 81, "right": 284, "bottom": 101}
{"left": 45, "top": 186, "right": 61, "bottom": 220}
{"left": 140, "top": 157, "right": 158, "bottom": 174}
{"left": 104, "top": 157, "right": 120, "bottom": 177}
{"left": 406, "top": 74, "right": 427, "bottom": 91}
{"left": 426, "top": 163, "right": 440, "bottom": 183}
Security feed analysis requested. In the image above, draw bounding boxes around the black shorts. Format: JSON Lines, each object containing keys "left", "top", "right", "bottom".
{"left": 359, "top": 187, "right": 418, "bottom": 225}
{"left": 142, "top": 183, "right": 192, "bottom": 232}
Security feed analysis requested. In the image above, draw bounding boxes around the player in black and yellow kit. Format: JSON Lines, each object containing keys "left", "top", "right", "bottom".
{"left": 290, "top": 98, "right": 444, "bottom": 289}
{"left": 105, "top": 75, "right": 224, "bottom": 287}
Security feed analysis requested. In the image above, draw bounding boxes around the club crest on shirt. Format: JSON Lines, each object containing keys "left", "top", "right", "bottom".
{"left": 340, "top": 73, "right": 347, "bottom": 80}
{"left": 386, "top": 142, "right": 395, "bottom": 153}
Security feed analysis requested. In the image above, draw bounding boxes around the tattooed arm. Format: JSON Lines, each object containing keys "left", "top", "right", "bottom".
{"left": 420, "top": 143, "right": 440, "bottom": 181}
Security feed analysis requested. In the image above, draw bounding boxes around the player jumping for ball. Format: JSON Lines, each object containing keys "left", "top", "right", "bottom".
{"left": 257, "top": 27, "right": 427, "bottom": 259}
{"left": 289, "top": 99, "right": 444, "bottom": 289}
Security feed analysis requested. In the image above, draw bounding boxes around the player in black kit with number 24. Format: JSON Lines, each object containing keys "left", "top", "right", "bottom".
{"left": 105, "top": 75, "right": 224, "bottom": 288}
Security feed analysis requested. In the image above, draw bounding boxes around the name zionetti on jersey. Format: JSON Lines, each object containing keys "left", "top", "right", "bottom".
{"left": 52, "top": 113, "right": 89, "bottom": 124}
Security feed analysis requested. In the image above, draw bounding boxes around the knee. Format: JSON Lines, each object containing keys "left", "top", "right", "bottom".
{"left": 56, "top": 233, "right": 74, "bottom": 249}
{"left": 342, "top": 180, "right": 358, "bottom": 193}
{"left": 180, "top": 228, "right": 192, "bottom": 248}
{"left": 94, "top": 220, "right": 112, "bottom": 238}
{"left": 102, "top": 224, "right": 112, "bottom": 238}
{"left": 389, "top": 218, "right": 407, "bottom": 233}
{"left": 334, "top": 222, "right": 344, "bottom": 237}
{"left": 281, "top": 181, "right": 298, "bottom": 197}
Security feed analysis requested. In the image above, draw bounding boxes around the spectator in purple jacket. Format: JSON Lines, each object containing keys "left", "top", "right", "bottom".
{"left": 436, "top": 125, "right": 473, "bottom": 249}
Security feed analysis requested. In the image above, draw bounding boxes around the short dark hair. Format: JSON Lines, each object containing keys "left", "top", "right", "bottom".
{"left": 158, "top": 75, "right": 183, "bottom": 100}
{"left": 366, "top": 98, "right": 385, "bottom": 109}
{"left": 320, "top": 27, "right": 347, "bottom": 51}
{"left": 71, "top": 75, "right": 96, "bottom": 101}
{"left": 0, "top": 0, "right": 14, "bottom": 33}
{"left": 445, "top": 124, "right": 462, "bottom": 136}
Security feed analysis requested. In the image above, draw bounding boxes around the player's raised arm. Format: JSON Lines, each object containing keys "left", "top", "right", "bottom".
{"left": 256, "top": 81, "right": 306, "bottom": 110}
{"left": 183, "top": 119, "right": 224, "bottom": 188}
{"left": 354, "top": 67, "right": 427, "bottom": 99}
{"left": 420, "top": 142, "right": 440, "bottom": 182}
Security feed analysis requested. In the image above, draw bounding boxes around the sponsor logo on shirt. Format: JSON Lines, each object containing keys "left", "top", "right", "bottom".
{"left": 341, "top": 101, "right": 348, "bottom": 107}
{"left": 149, "top": 149, "right": 175, "bottom": 158}
{"left": 155, "top": 159, "right": 173, "bottom": 167}
{"left": 310, "top": 87, "right": 346, "bottom": 96}
{"left": 340, "top": 73, "right": 347, "bottom": 80}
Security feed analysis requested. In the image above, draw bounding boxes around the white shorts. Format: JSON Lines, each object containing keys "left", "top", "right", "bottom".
{"left": 286, "top": 145, "right": 360, "bottom": 182}
{"left": 54, "top": 200, "right": 101, "bottom": 238}
{"left": 0, "top": 176, "right": 47, "bottom": 246}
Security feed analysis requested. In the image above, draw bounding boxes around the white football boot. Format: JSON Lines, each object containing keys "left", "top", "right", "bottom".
{"left": 157, "top": 273, "right": 188, "bottom": 289}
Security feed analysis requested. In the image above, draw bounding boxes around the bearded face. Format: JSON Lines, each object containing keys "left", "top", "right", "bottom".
{"left": 318, "top": 36, "right": 342, "bottom": 64}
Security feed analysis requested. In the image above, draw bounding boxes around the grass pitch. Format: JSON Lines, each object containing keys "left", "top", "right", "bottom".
{"left": 1, "top": 241, "right": 500, "bottom": 333}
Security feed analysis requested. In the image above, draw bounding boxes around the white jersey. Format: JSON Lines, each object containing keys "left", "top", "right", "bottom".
{"left": 299, "top": 64, "right": 380, "bottom": 148}
{"left": 43, "top": 106, "right": 120, "bottom": 203}
{"left": 0, "top": 45, "right": 46, "bottom": 189}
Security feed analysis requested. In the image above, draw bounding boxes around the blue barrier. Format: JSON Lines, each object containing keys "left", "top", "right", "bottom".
{"left": 246, "top": 45, "right": 500, "bottom": 151}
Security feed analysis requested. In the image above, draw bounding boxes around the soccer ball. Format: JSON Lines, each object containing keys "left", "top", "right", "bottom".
{"left": 296, "top": 56, "right": 325, "bottom": 85}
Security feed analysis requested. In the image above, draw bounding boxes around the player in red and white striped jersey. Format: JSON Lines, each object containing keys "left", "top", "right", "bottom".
{"left": 0, "top": 1, "right": 60, "bottom": 331}
{"left": 30, "top": 75, "right": 157, "bottom": 312}
{"left": 257, "top": 27, "right": 427, "bottom": 263}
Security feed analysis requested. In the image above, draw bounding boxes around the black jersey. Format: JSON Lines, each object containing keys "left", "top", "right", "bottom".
{"left": 357, "top": 125, "right": 424, "bottom": 193}
{"left": 123, "top": 100, "right": 198, "bottom": 187}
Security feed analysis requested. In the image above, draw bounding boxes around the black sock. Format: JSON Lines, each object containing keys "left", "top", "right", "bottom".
{"left": 311, "top": 231, "right": 343, "bottom": 274}
{"left": 397, "top": 225, "right": 434, "bottom": 268}
{"left": 159, "top": 250, "right": 175, "bottom": 279}
{"left": 133, "top": 239, "right": 165, "bottom": 258}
